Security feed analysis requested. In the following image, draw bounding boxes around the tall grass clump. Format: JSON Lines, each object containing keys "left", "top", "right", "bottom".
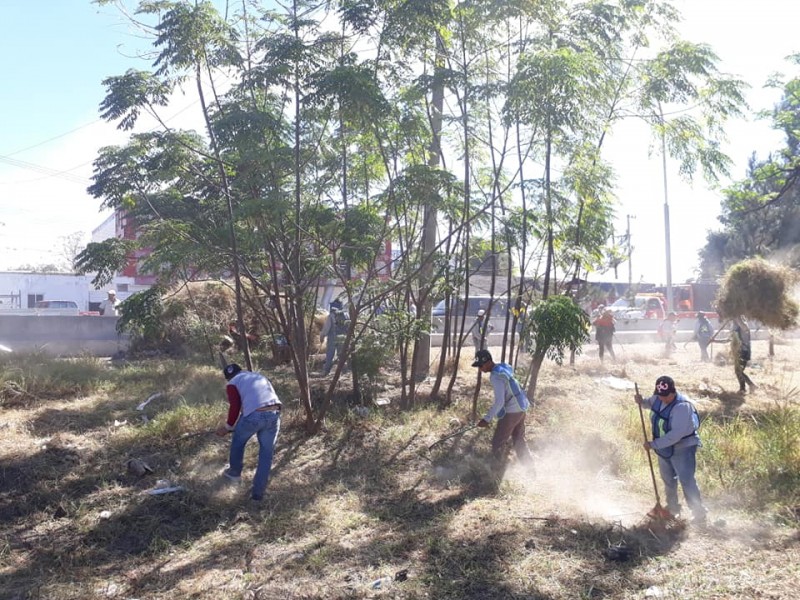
{"left": 699, "top": 406, "right": 800, "bottom": 513}
{"left": 0, "top": 351, "right": 109, "bottom": 405}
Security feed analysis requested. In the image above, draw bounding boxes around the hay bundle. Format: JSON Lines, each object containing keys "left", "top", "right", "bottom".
{"left": 716, "top": 258, "right": 799, "bottom": 329}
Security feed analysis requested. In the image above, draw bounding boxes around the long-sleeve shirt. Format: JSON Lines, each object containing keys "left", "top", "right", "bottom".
{"left": 483, "top": 363, "right": 530, "bottom": 422}
{"left": 225, "top": 371, "right": 281, "bottom": 427}
{"left": 471, "top": 317, "right": 493, "bottom": 344}
{"left": 99, "top": 298, "right": 119, "bottom": 316}
{"left": 641, "top": 393, "right": 700, "bottom": 452}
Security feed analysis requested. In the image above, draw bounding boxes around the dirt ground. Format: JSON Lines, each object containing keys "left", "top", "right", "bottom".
{"left": 1, "top": 336, "right": 798, "bottom": 599}
{"left": 417, "top": 337, "right": 800, "bottom": 598}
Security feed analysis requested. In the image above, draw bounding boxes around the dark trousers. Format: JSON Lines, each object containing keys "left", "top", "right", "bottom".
{"left": 596, "top": 329, "right": 615, "bottom": 361}
{"left": 735, "top": 356, "right": 754, "bottom": 391}
{"left": 491, "top": 412, "right": 532, "bottom": 464}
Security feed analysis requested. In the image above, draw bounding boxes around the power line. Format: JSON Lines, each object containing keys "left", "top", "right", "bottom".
{"left": 0, "top": 155, "right": 91, "bottom": 185}
{"left": 2, "top": 119, "right": 102, "bottom": 157}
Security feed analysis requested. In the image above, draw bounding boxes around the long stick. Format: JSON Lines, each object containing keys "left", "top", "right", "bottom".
{"left": 177, "top": 428, "right": 217, "bottom": 441}
{"left": 635, "top": 383, "right": 662, "bottom": 506}
{"left": 428, "top": 424, "right": 479, "bottom": 450}
{"left": 707, "top": 319, "right": 731, "bottom": 345}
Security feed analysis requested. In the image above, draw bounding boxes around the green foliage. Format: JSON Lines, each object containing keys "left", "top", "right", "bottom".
{"left": 699, "top": 62, "right": 800, "bottom": 278}
{"left": 339, "top": 204, "right": 387, "bottom": 270}
{"left": 99, "top": 70, "right": 172, "bottom": 130}
{"left": 351, "top": 330, "right": 392, "bottom": 384}
{"left": 117, "top": 287, "right": 167, "bottom": 347}
{"left": 521, "top": 295, "right": 590, "bottom": 363}
{"left": 150, "top": 0, "right": 242, "bottom": 76}
{"left": 74, "top": 238, "right": 137, "bottom": 288}
{"left": 87, "top": 0, "right": 747, "bottom": 411}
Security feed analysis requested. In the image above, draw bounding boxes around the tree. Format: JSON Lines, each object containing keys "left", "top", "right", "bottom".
{"left": 519, "top": 295, "right": 590, "bottom": 400}
{"left": 699, "top": 57, "right": 800, "bottom": 278}
{"left": 58, "top": 231, "right": 87, "bottom": 272}
{"left": 86, "top": 0, "right": 748, "bottom": 424}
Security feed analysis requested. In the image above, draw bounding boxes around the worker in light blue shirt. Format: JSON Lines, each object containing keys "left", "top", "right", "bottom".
{"left": 473, "top": 349, "right": 533, "bottom": 466}
{"left": 635, "top": 375, "right": 707, "bottom": 525}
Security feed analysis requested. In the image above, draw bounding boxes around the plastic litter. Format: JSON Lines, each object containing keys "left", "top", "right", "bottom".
{"left": 146, "top": 486, "right": 184, "bottom": 496}
{"left": 137, "top": 392, "right": 164, "bottom": 411}
{"left": 596, "top": 376, "right": 635, "bottom": 390}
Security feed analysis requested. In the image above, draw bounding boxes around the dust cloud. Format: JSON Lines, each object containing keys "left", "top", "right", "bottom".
{"left": 510, "top": 439, "right": 646, "bottom": 525}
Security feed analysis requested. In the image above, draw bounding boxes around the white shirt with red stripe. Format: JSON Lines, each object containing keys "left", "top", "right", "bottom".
{"left": 225, "top": 371, "right": 281, "bottom": 428}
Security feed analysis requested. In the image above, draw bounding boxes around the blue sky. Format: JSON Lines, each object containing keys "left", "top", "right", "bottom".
{"left": 0, "top": 0, "right": 798, "bottom": 282}
{"left": 1, "top": 0, "right": 151, "bottom": 267}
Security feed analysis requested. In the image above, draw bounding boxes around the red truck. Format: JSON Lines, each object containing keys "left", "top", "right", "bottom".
{"left": 653, "top": 283, "right": 720, "bottom": 318}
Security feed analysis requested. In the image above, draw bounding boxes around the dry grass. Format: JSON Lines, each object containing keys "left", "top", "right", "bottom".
{"left": 716, "top": 258, "right": 800, "bottom": 328}
{"left": 1, "top": 340, "right": 799, "bottom": 599}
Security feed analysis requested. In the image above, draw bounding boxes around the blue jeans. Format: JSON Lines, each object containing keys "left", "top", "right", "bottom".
{"left": 657, "top": 445, "right": 706, "bottom": 519}
{"left": 228, "top": 410, "right": 280, "bottom": 499}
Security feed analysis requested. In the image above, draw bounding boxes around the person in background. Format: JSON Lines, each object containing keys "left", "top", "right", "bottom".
{"left": 320, "top": 299, "right": 343, "bottom": 375}
{"left": 99, "top": 289, "right": 120, "bottom": 317}
{"left": 660, "top": 312, "right": 679, "bottom": 356}
{"left": 473, "top": 349, "right": 533, "bottom": 468}
{"left": 635, "top": 375, "right": 707, "bottom": 525}
{"left": 216, "top": 364, "right": 281, "bottom": 502}
{"left": 471, "top": 309, "right": 494, "bottom": 351}
{"left": 693, "top": 312, "right": 714, "bottom": 362}
{"left": 731, "top": 316, "right": 756, "bottom": 393}
{"left": 592, "top": 308, "right": 616, "bottom": 362}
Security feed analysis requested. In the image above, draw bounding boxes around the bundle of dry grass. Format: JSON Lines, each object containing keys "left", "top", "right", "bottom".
{"left": 716, "top": 258, "right": 800, "bottom": 329}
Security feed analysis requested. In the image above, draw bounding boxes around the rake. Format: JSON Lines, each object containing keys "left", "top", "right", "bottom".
{"left": 635, "top": 383, "right": 673, "bottom": 522}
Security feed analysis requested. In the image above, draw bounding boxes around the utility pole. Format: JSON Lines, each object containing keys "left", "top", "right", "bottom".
{"left": 626, "top": 214, "right": 635, "bottom": 295}
{"left": 658, "top": 102, "right": 674, "bottom": 312}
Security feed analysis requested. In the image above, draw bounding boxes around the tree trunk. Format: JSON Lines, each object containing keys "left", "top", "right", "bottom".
{"left": 414, "top": 32, "right": 446, "bottom": 383}
{"left": 526, "top": 352, "right": 546, "bottom": 401}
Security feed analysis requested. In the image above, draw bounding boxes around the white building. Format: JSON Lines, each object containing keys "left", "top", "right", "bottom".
{"left": 0, "top": 271, "right": 148, "bottom": 313}
{"left": 0, "top": 272, "right": 95, "bottom": 311}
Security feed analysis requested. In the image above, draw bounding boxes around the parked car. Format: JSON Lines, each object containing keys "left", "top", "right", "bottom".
{"left": 606, "top": 294, "right": 666, "bottom": 321}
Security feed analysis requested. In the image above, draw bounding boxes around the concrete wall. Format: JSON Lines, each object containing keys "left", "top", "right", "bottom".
{"left": 0, "top": 315, "right": 128, "bottom": 356}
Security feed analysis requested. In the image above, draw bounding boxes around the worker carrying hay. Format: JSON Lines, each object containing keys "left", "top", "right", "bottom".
{"left": 715, "top": 258, "right": 799, "bottom": 393}
{"left": 731, "top": 317, "right": 756, "bottom": 393}
{"left": 716, "top": 258, "right": 799, "bottom": 328}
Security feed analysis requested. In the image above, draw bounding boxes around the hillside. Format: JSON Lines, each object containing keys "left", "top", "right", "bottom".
{"left": 1, "top": 339, "right": 799, "bottom": 599}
